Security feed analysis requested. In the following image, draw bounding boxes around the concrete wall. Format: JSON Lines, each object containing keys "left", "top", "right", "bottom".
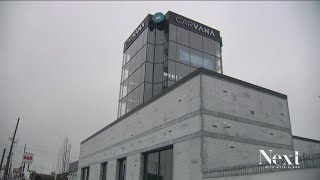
{"left": 77, "top": 72, "right": 300, "bottom": 180}
{"left": 201, "top": 74, "right": 293, "bottom": 171}
{"left": 293, "top": 137, "right": 320, "bottom": 155}
{"left": 77, "top": 75, "right": 202, "bottom": 179}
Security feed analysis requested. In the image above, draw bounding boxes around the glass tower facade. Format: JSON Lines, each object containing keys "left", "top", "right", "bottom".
{"left": 118, "top": 11, "right": 223, "bottom": 118}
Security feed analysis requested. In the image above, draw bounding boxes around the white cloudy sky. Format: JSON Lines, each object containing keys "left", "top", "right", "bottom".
{"left": 1, "top": 1, "right": 319, "bottom": 174}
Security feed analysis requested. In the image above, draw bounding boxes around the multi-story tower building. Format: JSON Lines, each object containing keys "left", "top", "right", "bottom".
{"left": 78, "top": 11, "right": 320, "bottom": 180}
{"left": 118, "top": 11, "right": 223, "bottom": 118}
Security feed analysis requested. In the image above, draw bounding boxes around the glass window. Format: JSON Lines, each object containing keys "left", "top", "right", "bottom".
{"left": 203, "top": 36, "right": 215, "bottom": 55}
{"left": 118, "top": 159, "right": 126, "bottom": 180}
{"left": 122, "top": 64, "right": 129, "bottom": 82}
{"left": 216, "top": 57, "right": 222, "bottom": 73}
{"left": 169, "top": 24, "right": 176, "bottom": 42}
{"left": 154, "top": 45, "right": 164, "bottom": 63}
{"left": 153, "top": 83, "right": 162, "bottom": 97}
{"left": 155, "top": 28, "right": 165, "bottom": 44}
{"left": 146, "top": 44, "right": 154, "bottom": 63}
{"left": 101, "top": 162, "right": 107, "bottom": 180}
{"left": 120, "top": 97, "right": 127, "bottom": 116}
{"left": 136, "top": 49, "right": 143, "bottom": 69}
{"left": 134, "top": 66, "right": 142, "bottom": 87}
{"left": 126, "top": 92, "right": 133, "bottom": 113}
{"left": 144, "top": 147, "right": 173, "bottom": 180}
{"left": 127, "top": 75, "right": 134, "bottom": 95}
{"left": 168, "top": 60, "right": 176, "bottom": 81}
{"left": 190, "top": 49, "right": 203, "bottom": 68}
{"left": 148, "top": 27, "right": 155, "bottom": 44}
{"left": 129, "top": 56, "right": 136, "bottom": 76}
{"left": 177, "top": 26, "right": 189, "bottom": 46}
{"left": 121, "top": 79, "right": 128, "bottom": 98}
{"left": 140, "top": 63, "right": 146, "bottom": 84}
{"left": 191, "top": 66, "right": 197, "bottom": 73}
{"left": 176, "top": 44, "right": 190, "bottom": 65}
{"left": 137, "top": 32, "right": 144, "bottom": 52}
{"left": 144, "top": 152, "right": 159, "bottom": 180}
{"left": 190, "top": 31, "right": 202, "bottom": 51}
{"left": 132, "top": 86, "right": 140, "bottom": 109}
{"left": 145, "top": 62, "right": 153, "bottom": 83}
{"left": 176, "top": 62, "right": 190, "bottom": 81}
{"left": 168, "top": 41, "right": 176, "bottom": 61}
{"left": 141, "top": 44, "right": 147, "bottom": 64}
{"left": 214, "top": 41, "right": 221, "bottom": 58}
{"left": 139, "top": 83, "right": 144, "bottom": 104}
{"left": 203, "top": 53, "right": 215, "bottom": 71}
{"left": 168, "top": 80, "right": 175, "bottom": 87}
{"left": 143, "top": 28, "right": 148, "bottom": 45}
{"left": 144, "top": 82, "right": 152, "bottom": 102}
{"left": 131, "top": 38, "right": 138, "bottom": 57}
{"left": 153, "top": 63, "right": 163, "bottom": 83}
{"left": 81, "top": 167, "right": 90, "bottom": 180}
{"left": 159, "top": 149, "right": 173, "bottom": 180}
{"left": 122, "top": 53, "right": 126, "bottom": 66}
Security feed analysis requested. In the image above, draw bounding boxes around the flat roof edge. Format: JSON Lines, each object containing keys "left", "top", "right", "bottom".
{"left": 293, "top": 135, "right": 320, "bottom": 144}
{"left": 81, "top": 68, "right": 287, "bottom": 144}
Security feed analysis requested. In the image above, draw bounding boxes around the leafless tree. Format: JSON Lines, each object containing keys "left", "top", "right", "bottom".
{"left": 56, "top": 137, "right": 71, "bottom": 173}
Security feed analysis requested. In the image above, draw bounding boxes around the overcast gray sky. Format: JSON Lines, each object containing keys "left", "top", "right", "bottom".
{"left": 1, "top": 1, "right": 319, "bottom": 174}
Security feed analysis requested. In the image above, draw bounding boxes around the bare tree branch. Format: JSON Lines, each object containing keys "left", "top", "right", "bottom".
{"left": 56, "top": 137, "right": 71, "bottom": 173}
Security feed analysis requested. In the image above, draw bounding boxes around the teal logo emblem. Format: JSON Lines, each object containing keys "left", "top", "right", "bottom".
{"left": 152, "top": 12, "right": 165, "bottom": 23}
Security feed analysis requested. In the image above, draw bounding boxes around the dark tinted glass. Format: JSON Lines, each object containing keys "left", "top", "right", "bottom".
{"left": 203, "top": 53, "right": 215, "bottom": 71}
{"left": 168, "top": 60, "right": 176, "bottom": 81}
{"left": 144, "top": 82, "right": 152, "bottom": 102}
{"left": 153, "top": 63, "right": 163, "bottom": 83}
{"left": 159, "top": 149, "right": 173, "bottom": 180}
{"left": 177, "top": 26, "right": 189, "bottom": 46}
{"left": 154, "top": 45, "right": 164, "bottom": 63}
{"left": 155, "top": 28, "right": 165, "bottom": 44}
{"left": 101, "top": 163, "right": 107, "bottom": 180}
{"left": 190, "top": 49, "right": 203, "bottom": 68}
{"left": 190, "top": 31, "right": 202, "bottom": 51}
{"left": 176, "top": 62, "right": 190, "bottom": 81}
{"left": 168, "top": 41, "right": 176, "bottom": 61}
{"left": 169, "top": 24, "right": 176, "bottom": 42}
{"left": 144, "top": 152, "right": 159, "bottom": 180}
{"left": 126, "top": 92, "right": 133, "bottom": 113}
{"left": 214, "top": 41, "right": 221, "bottom": 58}
{"left": 203, "top": 36, "right": 215, "bottom": 55}
{"left": 153, "top": 83, "right": 162, "bottom": 97}
{"left": 145, "top": 62, "right": 153, "bottom": 83}
{"left": 148, "top": 27, "right": 155, "bottom": 44}
{"left": 139, "top": 83, "right": 144, "bottom": 104}
{"left": 176, "top": 44, "right": 190, "bottom": 65}
{"left": 146, "top": 44, "right": 154, "bottom": 63}
{"left": 132, "top": 86, "right": 140, "bottom": 109}
{"left": 118, "top": 159, "right": 126, "bottom": 180}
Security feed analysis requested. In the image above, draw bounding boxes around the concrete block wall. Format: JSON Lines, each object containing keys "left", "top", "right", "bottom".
{"left": 201, "top": 74, "right": 293, "bottom": 171}
{"left": 77, "top": 75, "right": 202, "bottom": 179}
{"left": 173, "top": 138, "right": 202, "bottom": 180}
{"left": 293, "top": 137, "right": 320, "bottom": 155}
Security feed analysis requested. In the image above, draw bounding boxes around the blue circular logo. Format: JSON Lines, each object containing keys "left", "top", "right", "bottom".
{"left": 152, "top": 12, "right": 165, "bottom": 23}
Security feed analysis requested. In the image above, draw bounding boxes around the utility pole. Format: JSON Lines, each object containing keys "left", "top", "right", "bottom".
{"left": 21, "top": 144, "right": 27, "bottom": 178}
{"left": 3, "top": 117, "right": 20, "bottom": 180}
{"left": 0, "top": 148, "right": 6, "bottom": 174}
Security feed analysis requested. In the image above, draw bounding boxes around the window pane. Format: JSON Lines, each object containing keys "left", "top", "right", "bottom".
{"left": 159, "top": 149, "right": 173, "bottom": 180}
{"left": 176, "top": 62, "right": 190, "bottom": 81}
{"left": 145, "top": 152, "right": 159, "bottom": 180}
{"left": 146, "top": 44, "right": 154, "bottom": 63}
{"left": 139, "top": 83, "right": 144, "bottom": 104}
{"left": 129, "top": 56, "right": 136, "bottom": 76}
{"left": 153, "top": 83, "right": 162, "bottom": 97}
{"left": 177, "top": 26, "right": 189, "bottom": 46}
{"left": 190, "top": 31, "right": 202, "bottom": 51}
{"left": 136, "top": 49, "right": 143, "bottom": 69}
{"left": 176, "top": 44, "right": 190, "bottom": 65}
{"left": 123, "top": 63, "right": 129, "bottom": 81}
{"left": 121, "top": 79, "right": 128, "bottom": 98}
{"left": 154, "top": 45, "right": 164, "bottom": 63}
{"left": 190, "top": 49, "right": 203, "bottom": 68}
{"left": 143, "top": 28, "right": 148, "bottom": 45}
{"left": 132, "top": 86, "right": 140, "bottom": 109}
{"left": 153, "top": 63, "right": 163, "bottom": 83}
{"left": 168, "top": 80, "right": 175, "bottom": 87}
{"left": 203, "top": 36, "right": 215, "bottom": 55}
{"left": 155, "top": 28, "right": 165, "bottom": 44}
{"left": 137, "top": 32, "right": 143, "bottom": 51}
{"left": 141, "top": 44, "right": 147, "bottom": 63}
{"left": 168, "top": 60, "right": 176, "bottom": 81}
{"left": 134, "top": 66, "right": 142, "bottom": 86}
{"left": 118, "top": 159, "right": 126, "bottom": 180}
{"left": 120, "top": 97, "right": 127, "bottom": 116}
{"left": 148, "top": 27, "right": 155, "bottom": 44}
{"left": 127, "top": 75, "right": 134, "bottom": 94}
{"left": 168, "top": 41, "right": 176, "bottom": 61}
{"left": 140, "top": 63, "right": 146, "bottom": 83}
{"left": 101, "top": 163, "right": 107, "bottom": 180}
{"left": 144, "top": 82, "right": 152, "bottom": 102}
{"left": 169, "top": 24, "right": 176, "bottom": 42}
{"left": 145, "top": 62, "right": 153, "bottom": 83}
{"left": 203, "top": 53, "right": 215, "bottom": 71}
{"left": 126, "top": 92, "right": 133, "bottom": 113}
{"left": 214, "top": 41, "right": 221, "bottom": 58}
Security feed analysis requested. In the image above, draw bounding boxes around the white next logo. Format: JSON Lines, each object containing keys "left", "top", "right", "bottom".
{"left": 259, "top": 150, "right": 299, "bottom": 165}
